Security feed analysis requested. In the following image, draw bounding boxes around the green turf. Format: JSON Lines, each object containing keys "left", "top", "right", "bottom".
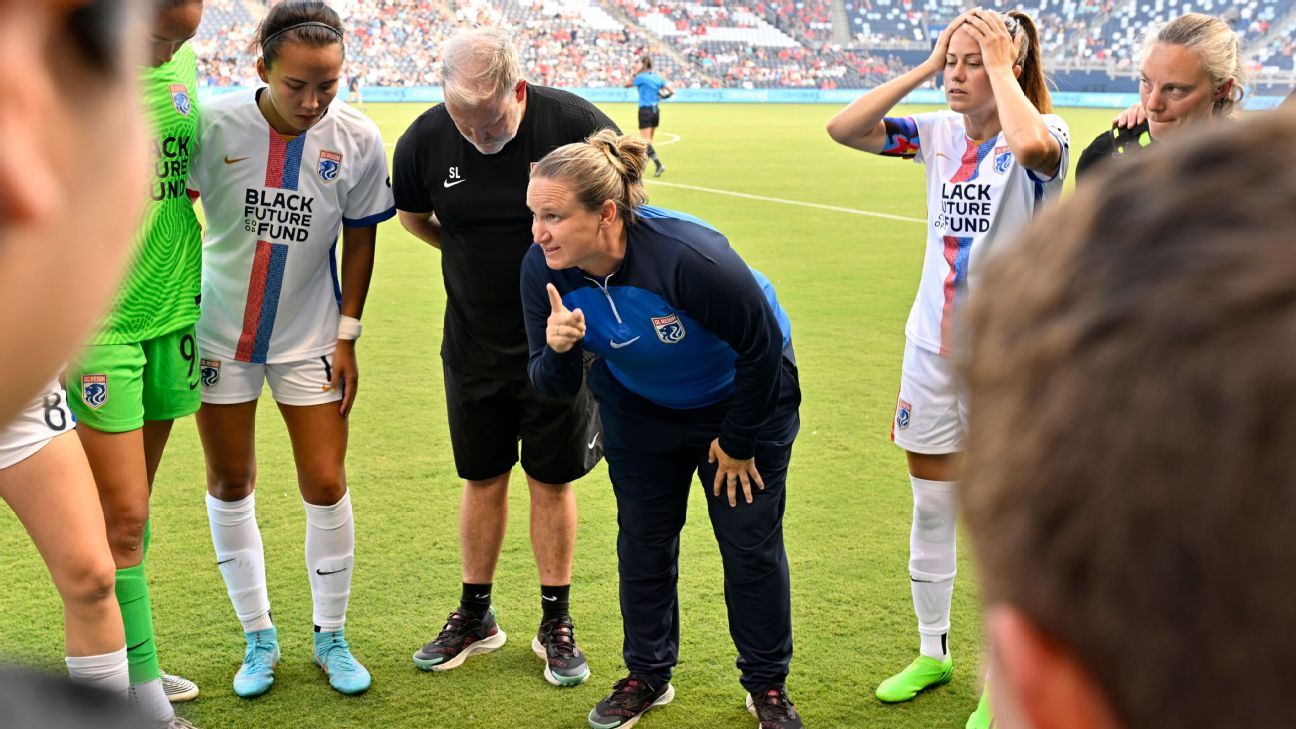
{"left": 0, "top": 102, "right": 1117, "bottom": 728}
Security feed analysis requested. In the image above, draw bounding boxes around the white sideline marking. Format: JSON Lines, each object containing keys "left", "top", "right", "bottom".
{"left": 386, "top": 132, "right": 682, "bottom": 148}
{"left": 644, "top": 180, "right": 926, "bottom": 223}
{"left": 384, "top": 135, "right": 923, "bottom": 224}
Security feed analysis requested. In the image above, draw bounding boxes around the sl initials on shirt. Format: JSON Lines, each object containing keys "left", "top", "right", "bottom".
{"left": 444, "top": 166, "right": 466, "bottom": 188}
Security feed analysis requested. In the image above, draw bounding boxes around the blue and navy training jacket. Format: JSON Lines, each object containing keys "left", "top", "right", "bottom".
{"left": 521, "top": 206, "right": 792, "bottom": 460}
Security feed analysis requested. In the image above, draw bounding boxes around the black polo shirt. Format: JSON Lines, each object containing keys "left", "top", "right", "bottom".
{"left": 392, "top": 84, "right": 618, "bottom": 379}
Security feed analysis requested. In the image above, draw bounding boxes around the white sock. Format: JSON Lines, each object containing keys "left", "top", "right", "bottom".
{"left": 909, "top": 476, "right": 958, "bottom": 660}
{"left": 207, "top": 492, "right": 274, "bottom": 633}
{"left": 66, "top": 647, "right": 129, "bottom": 697}
{"left": 129, "top": 678, "right": 173, "bottom": 722}
{"left": 304, "top": 491, "right": 355, "bottom": 632}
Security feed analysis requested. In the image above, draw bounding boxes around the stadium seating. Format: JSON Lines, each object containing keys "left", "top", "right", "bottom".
{"left": 191, "top": 0, "right": 1296, "bottom": 92}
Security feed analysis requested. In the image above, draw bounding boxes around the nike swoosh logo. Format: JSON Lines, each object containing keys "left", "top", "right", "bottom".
{"left": 128, "top": 639, "right": 150, "bottom": 652}
{"left": 587, "top": 433, "right": 599, "bottom": 449}
{"left": 224, "top": 155, "right": 250, "bottom": 165}
{"left": 443, "top": 178, "right": 467, "bottom": 188}
{"left": 609, "top": 336, "right": 639, "bottom": 350}
{"left": 316, "top": 567, "right": 350, "bottom": 576}
{"left": 217, "top": 557, "right": 236, "bottom": 565}
{"left": 189, "top": 381, "right": 199, "bottom": 390}
{"left": 474, "top": 593, "right": 490, "bottom": 599}
{"left": 542, "top": 595, "right": 558, "bottom": 602}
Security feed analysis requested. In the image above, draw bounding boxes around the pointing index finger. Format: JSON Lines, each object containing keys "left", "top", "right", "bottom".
{"left": 546, "top": 283, "right": 566, "bottom": 314}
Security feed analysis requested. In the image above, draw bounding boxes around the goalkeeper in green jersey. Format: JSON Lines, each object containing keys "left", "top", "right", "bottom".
{"left": 63, "top": 1, "right": 206, "bottom": 725}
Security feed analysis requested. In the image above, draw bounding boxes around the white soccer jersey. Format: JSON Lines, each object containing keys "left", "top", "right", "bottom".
{"left": 190, "top": 89, "right": 395, "bottom": 364}
{"left": 888, "top": 109, "right": 1069, "bottom": 356}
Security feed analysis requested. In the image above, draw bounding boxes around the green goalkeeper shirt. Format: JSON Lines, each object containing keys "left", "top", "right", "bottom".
{"left": 93, "top": 45, "right": 203, "bottom": 344}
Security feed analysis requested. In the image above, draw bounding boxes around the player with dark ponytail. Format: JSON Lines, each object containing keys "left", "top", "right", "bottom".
{"left": 189, "top": 0, "right": 394, "bottom": 699}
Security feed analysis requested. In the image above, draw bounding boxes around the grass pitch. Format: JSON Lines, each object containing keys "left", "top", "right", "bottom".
{"left": 0, "top": 102, "right": 1116, "bottom": 728}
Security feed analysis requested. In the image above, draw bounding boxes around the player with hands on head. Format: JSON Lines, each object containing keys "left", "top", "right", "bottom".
{"left": 188, "top": 0, "right": 394, "bottom": 700}
{"left": 1077, "top": 13, "right": 1246, "bottom": 180}
{"left": 523, "top": 129, "right": 804, "bottom": 729}
{"left": 827, "top": 8, "right": 1068, "bottom": 729}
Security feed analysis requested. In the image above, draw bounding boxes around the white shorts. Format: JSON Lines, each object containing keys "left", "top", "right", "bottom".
{"left": 199, "top": 354, "right": 342, "bottom": 406}
{"left": 891, "top": 339, "right": 968, "bottom": 455}
{"left": 0, "top": 379, "right": 74, "bottom": 470}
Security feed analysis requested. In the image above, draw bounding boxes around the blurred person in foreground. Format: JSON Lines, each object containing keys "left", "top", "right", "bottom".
{"left": 962, "top": 109, "right": 1296, "bottom": 729}
{"left": 0, "top": 1, "right": 175, "bottom": 726}
{"left": 0, "top": 0, "right": 147, "bottom": 425}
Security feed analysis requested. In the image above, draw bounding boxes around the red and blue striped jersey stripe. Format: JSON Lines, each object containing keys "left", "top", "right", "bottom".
{"left": 234, "top": 129, "right": 308, "bottom": 362}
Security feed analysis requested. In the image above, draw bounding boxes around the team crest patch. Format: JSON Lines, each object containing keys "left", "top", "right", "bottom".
{"left": 169, "top": 84, "right": 191, "bottom": 116}
{"left": 81, "top": 374, "right": 108, "bottom": 410}
{"left": 318, "top": 150, "right": 343, "bottom": 183}
{"left": 994, "top": 145, "right": 1013, "bottom": 173}
{"left": 200, "top": 358, "right": 221, "bottom": 389}
{"left": 652, "top": 313, "right": 686, "bottom": 344}
{"left": 896, "top": 398, "right": 912, "bottom": 430}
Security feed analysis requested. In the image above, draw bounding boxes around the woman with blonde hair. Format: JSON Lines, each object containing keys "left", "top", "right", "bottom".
{"left": 1077, "top": 13, "right": 1247, "bottom": 179}
{"left": 522, "top": 129, "right": 804, "bottom": 729}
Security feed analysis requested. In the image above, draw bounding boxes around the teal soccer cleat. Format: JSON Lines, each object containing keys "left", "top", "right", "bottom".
{"left": 313, "top": 629, "right": 372, "bottom": 695}
{"left": 232, "top": 627, "right": 280, "bottom": 698}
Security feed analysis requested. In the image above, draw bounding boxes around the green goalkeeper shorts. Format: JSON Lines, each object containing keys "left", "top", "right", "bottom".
{"left": 67, "top": 325, "right": 202, "bottom": 432}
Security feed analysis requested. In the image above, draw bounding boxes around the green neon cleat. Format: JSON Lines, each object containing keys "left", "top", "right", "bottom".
{"left": 965, "top": 687, "right": 992, "bottom": 729}
{"left": 875, "top": 655, "right": 954, "bottom": 703}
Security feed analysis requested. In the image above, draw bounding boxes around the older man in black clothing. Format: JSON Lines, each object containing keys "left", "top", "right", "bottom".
{"left": 392, "top": 26, "right": 617, "bottom": 687}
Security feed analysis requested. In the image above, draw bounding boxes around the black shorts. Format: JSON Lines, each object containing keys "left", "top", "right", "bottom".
{"left": 638, "top": 106, "right": 660, "bottom": 130}
{"left": 442, "top": 360, "right": 602, "bottom": 484}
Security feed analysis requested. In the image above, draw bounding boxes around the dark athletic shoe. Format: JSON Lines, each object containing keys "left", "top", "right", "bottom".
{"left": 653, "top": 161, "right": 665, "bottom": 178}
{"left": 531, "top": 615, "right": 591, "bottom": 687}
{"left": 588, "top": 675, "right": 674, "bottom": 728}
{"left": 412, "top": 607, "right": 507, "bottom": 671}
{"left": 746, "top": 686, "right": 804, "bottom": 729}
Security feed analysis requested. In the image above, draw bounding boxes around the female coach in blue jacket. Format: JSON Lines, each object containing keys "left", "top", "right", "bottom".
{"left": 520, "top": 129, "right": 804, "bottom": 729}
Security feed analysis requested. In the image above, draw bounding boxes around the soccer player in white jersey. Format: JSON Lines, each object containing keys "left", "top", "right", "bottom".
{"left": 187, "top": 1, "right": 394, "bottom": 698}
{"left": 827, "top": 9, "right": 1068, "bottom": 729}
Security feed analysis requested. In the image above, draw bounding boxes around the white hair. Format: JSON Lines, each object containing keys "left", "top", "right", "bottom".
{"left": 440, "top": 27, "right": 523, "bottom": 108}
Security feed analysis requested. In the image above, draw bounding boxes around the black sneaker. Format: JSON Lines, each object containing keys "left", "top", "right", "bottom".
{"left": 653, "top": 161, "right": 665, "bottom": 178}
{"left": 412, "top": 606, "right": 507, "bottom": 671}
{"left": 531, "top": 615, "right": 590, "bottom": 687}
{"left": 746, "top": 686, "right": 803, "bottom": 729}
{"left": 588, "top": 675, "right": 674, "bottom": 729}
